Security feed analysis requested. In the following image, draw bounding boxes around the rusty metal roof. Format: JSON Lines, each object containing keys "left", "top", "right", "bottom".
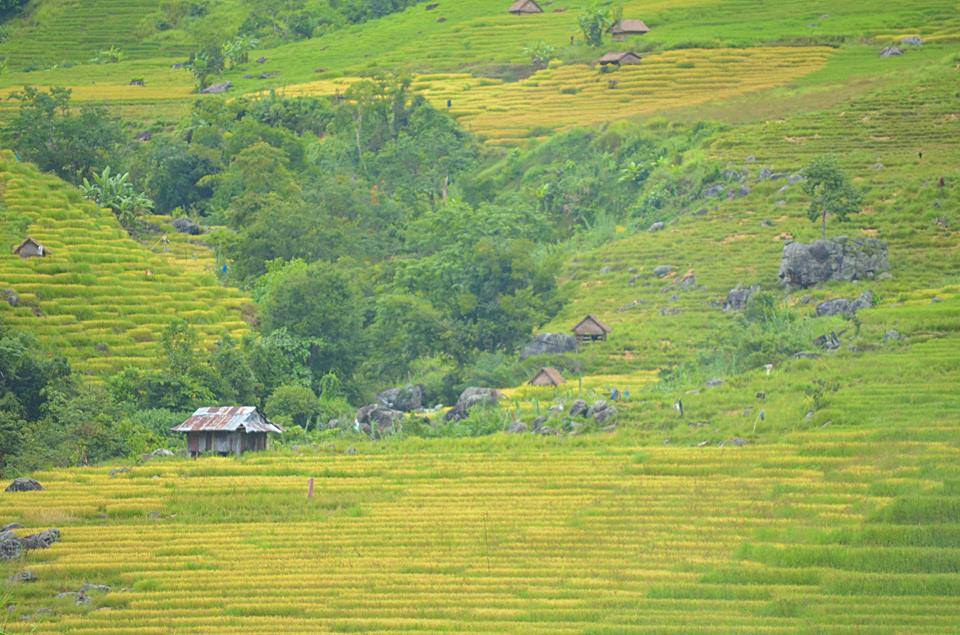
{"left": 171, "top": 407, "right": 283, "bottom": 434}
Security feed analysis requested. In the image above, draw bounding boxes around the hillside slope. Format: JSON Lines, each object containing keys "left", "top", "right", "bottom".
{"left": 0, "top": 152, "right": 250, "bottom": 376}
{"left": 0, "top": 0, "right": 959, "bottom": 631}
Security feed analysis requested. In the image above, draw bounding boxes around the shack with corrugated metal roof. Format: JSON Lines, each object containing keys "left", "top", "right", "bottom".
{"left": 171, "top": 406, "right": 283, "bottom": 457}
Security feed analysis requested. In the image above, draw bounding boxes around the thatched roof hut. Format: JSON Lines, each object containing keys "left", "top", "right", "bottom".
{"left": 598, "top": 51, "right": 643, "bottom": 66}
{"left": 12, "top": 238, "right": 47, "bottom": 258}
{"left": 530, "top": 367, "right": 565, "bottom": 387}
{"left": 572, "top": 315, "right": 612, "bottom": 342}
{"left": 611, "top": 20, "right": 650, "bottom": 38}
{"left": 508, "top": 0, "right": 543, "bottom": 15}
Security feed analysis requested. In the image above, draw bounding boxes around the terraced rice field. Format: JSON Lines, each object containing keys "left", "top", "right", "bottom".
{"left": 2, "top": 423, "right": 959, "bottom": 632}
{"left": 278, "top": 47, "right": 832, "bottom": 144}
{"left": 0, "top": 152, "right": 251, "bottom": 375}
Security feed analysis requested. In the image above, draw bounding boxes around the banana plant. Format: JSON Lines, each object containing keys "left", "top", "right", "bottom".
{"left": 81, "top": 167, "right": 154, "bottom": 228}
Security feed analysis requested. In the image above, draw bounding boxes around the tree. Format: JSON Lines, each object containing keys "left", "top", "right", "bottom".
{"left": 81, "top": 166, "right": 155, "bottom": 227}
{"left": 258, "top": 260, "right": 368, "bottom": 383}
{"left": 802, "top": 156, "right": 863, "bottom": 239}
{"left": 523, "top": 41, "right": 556, "bottom": 68}
{"left": 578, "top": 2, "right": 621, "bottom": 47}
{"left": 266, "top": 384, "right": 320, "bottom": 429}
{"left": 3, "top": 86, "right": 126, "bottom": 183}
{"left": 0, "top": 0, "right": 27, "bottom": 18}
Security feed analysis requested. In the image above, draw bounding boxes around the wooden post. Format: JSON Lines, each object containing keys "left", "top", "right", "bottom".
{"left": 307, "top": 478, "right": 314, "bottom": 499}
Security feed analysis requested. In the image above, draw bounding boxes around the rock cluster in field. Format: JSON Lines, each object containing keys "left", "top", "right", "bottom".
{"left": 0, "top": 528, "right": 61, "bottom": 561}
{"left": 779, "top": 237, "right": 888, "bottom": 288}
{"left": 723, "top": 284, "right": 760, "bottom": 311}
{"left": 377, "top": 384, "right": 425, "bottom": 412}
{"left": 815, "top": 291, "right": 874, "bottom": 317}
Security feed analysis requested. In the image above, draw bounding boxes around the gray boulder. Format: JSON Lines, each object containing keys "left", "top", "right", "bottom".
{"left": 654, "top": 265, "right": 675, "bottom": 278}
{"left": 445, "top": 387, "right": 502, "bottom": 422}
{"left": 880, "top": 46, "right": 903, "bottom": 57}
{"left": 536, "top": 425, "right": 562, "bottom": 436}
{"left": 376, "top": 384, "right": 424, "bottom": 412}
{"left": 10, "top": 570, "right": 36, "bottom": 583}
{"left": 587, "top": 400, "right": 617, "bottom": 424}
{"left": 507, "top": 422, "right": 529, "bottom": 434}
{"left": 778, "top": 238, "right": 888, "bottom": 288}
{"left": 648, "top": 221, "right": 665, "bottom": 232}
{"left": 172, "top": 218, "right": 202, "bottom": 235}
{"left": 723, "top": 285, "right": 759, "bottom": 312}
{"left": 355, "top": 404, "right": 404, "bottom": 438}
{"left": 814, "top": 332, "right": 841, "bottom": 351}
{"left": 815, "top": 291, "right": 874, "bottom": 317}
{"left": 200, "top": 81, "right": 232, "bottom": 94}
{"left": 704, "top": 183, "right": 725, "bottom": 198}
{"left": 21, "top": 529, "right": 60, "bottom": 550}
{"left": 0, "top": 531, "right": 23, "bottom": 560}
{"left": 2, "top": 289, "right": 19, "bottom": 307}
{"left": 5, "top": 478, "right": 43, "bottom": 492}
{"left": 901, "top": 36, "right": 923, "bottom": 47}
{"left": 57, "top": 591, "right": 91, "bottom": 605}
{"left": 883, "top": 330, "right": 901, "bottom": 342}
{"left": 728, "top": 186, "right": 750, "bottom": 199}
{"left": 520, "top": 333, "right": 578, "bottom": 360}
{"left": 568, "top": 400, "right": 589, "bottom": 418}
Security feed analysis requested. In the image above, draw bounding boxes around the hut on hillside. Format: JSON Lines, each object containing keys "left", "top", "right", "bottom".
{"left": 572, "top": 315, "right": 612, "bottom": 342}
{"left": 13, "top": 238, "right": 47, "bottom": 259}
{"left": 610, "top": 20, "right": 650, "bottom": 39}
{"left": 171, "top": 406, "right": 282, "bottom": 457}
{"left": 508, "top": 0, "right": 543, "bottom": 15}
{"left": 530, "top": 367, "right": 566, "bottom": 387}
{"left": 598, "top": 51, "right": 643, "bottom": 66}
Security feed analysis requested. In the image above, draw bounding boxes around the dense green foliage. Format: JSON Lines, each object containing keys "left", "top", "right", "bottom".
{"left": 2, "top": 87, "right": 125, "bottom": 183}
{"left": 0, "top": 318, "right": 152, "bottom": 473}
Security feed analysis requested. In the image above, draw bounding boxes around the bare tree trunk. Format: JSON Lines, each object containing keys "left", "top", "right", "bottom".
{"left": 821, "top": 209, "right": 827, "bottom": 240}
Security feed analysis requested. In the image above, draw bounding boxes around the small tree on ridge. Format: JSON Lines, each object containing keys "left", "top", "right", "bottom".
{"left": 801, "top": 156, "right": 863, "bottom": 240}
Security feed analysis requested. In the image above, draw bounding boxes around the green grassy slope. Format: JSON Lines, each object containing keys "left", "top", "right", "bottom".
{"left": 0, "top": 0, "right": 959, "bottom": 631}
{"left": 0, "top": 152, "right": 251, "bottom": 376}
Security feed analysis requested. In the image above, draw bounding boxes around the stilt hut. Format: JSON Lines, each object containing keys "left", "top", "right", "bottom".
{"left": 172, "top": 406, "right": 282, "bottom": 457}
{"left": 530, "top": 367, "right": 566, "bottom": 387}
{"left": 572, "top": 315, "right": 612, "bottom": 342}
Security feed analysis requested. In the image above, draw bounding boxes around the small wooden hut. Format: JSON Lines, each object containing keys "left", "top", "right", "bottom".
{"left": 572, "top": 315, "right": 612, "bottom": 342}
{"left": 171, "top": 406, "right": 283, "bottom": 457}
{"left": 610, "top": 20, "right": 650, "bottom": 39}
{"left": 530, "top": 367, "right": 565, "bottom": 387}
{"left": 13, "top": 238, "right": 47, "bottom": 259}
{"left": 598, "top": 51, "right": 643, "bottom": 66}
{"left": 508, "top": 0, "right": 543, "bottom": 15}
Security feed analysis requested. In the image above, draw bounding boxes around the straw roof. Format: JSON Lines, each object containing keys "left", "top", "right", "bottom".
{"left": 508, "top": 0, "right": 543, "bottom": 14}
{"left": 530, "top": 367, "right": 566, "bottom": 386}
{"left": 572, "top": 315, "right": 612, "bottom": 336}
{"left": 611, "top": 20, "right": 651, "bottom": 35}
{"left": 598, "top": 52, "right": 642, "bottom": 65}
